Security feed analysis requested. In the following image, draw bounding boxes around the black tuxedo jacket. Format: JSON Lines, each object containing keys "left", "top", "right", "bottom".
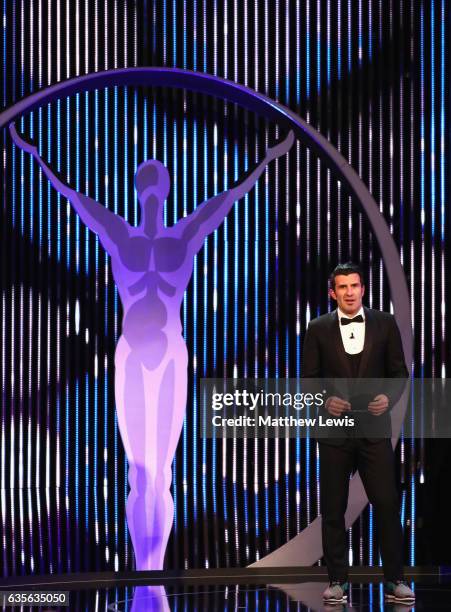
{"left": 302, "top": 306, "right": 408, "bottom": 444}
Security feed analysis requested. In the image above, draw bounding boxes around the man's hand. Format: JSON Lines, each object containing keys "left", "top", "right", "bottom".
{"left": 266, "top": 130, "right": 295, "bottom": 161}
{"left": 368, "top": 394, "right": 389, "bottom": 416}
{"left": 325, "top": 396, "right": 351, "bottom": 417}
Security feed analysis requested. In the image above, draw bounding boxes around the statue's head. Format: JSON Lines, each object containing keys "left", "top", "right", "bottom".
{"left": 135, "top": 159, "right": 170, "bottom": 205}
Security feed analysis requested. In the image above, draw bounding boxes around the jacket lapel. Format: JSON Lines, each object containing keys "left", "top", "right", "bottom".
{"left": 357, "top": 306, "right": 374, "bottom": 377}
{"left": 330, "top": 311, "right": 353, "bottom": 378}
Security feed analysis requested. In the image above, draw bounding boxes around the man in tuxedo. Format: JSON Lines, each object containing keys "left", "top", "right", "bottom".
{"left": 302, "top": 262, "right": 415, "bottom": 605}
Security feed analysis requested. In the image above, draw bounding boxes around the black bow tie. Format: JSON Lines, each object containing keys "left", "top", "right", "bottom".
{"left": 340, "top": 314, "right": 364, "bottom": 325}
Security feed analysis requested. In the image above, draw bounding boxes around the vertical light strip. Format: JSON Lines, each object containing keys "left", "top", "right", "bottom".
{"left": 378, "top": 0, "right": 383, "bottom": 306}
{"left": 133, "top": 1, "right": 137, "bottom": 67}
{"left": 368, "top": 0, "right": 374, "bottom": 560}
{"left": 162, "top": 0, "right": 167, "bottom": 65}
{"left": 2, "top": 0, "right": 6, "bottom": 110}
{"left": 103, "top": 1, "right": 110, "bottom": 571}
{"left": 29, "top": 0, "right": 34, "bottom": 241}
{"left": 295, "top": 0, "right": 302, "bottom": 537}
{"left": 273, "top": 0, "right": 280, "bottom": 554}
{"left": 336, "top": 0, "right": 342, "bottom": 266}
{"left": 402, "top": 3, "right": 413, "bottom": 550}
{"left": 416, "top": 0, "right": 426, "bottom": 569}
{"left": 367, "top": 0, "right": 373, "bottom": 307}
{"left": 358, "top": 0, "right": 363, "bottom": 272}
{"left": 113, "top": 0, "right": 117, "bottom": 70}
{"left": 213, "top": 119, "right": 225, "bottom": 561}
{"left": 19, "top": 0, "right": 24, "bottom": 236}
{"left": 399, "top": 0, "right": 404, "bottom": 268}
{"left": 192, "top": 107, "right": 203, "bottom": 565}
{"left": 389, "top": 0, "right": 394, "bottom": 241}
{"left": 348, "top": 0, "right": 354, "bottom": 563}
{"left": 305, "top": 0, "right": 311, "bottom": 529}
{"left": 283, "top": 0, "right": 290, "bottom": 547}
{"left": 1, "top": 291, "right": 5, "bottom": 573}
{"left": 430, "top": 0, "right": 436, "bottom": 385}
{"left": 112, "top": 6, "right": 122, "bottom": 566}
{"left": 315, "top": 0, "right": 321, "bottom": 536}
{"left": 439, "top": 0, "right": 445, "bottom": 377}
{"left": 18, "top": 285, "right": 24, "bottom": 567}
{"left": 172, "top": 94, "right": 187, "bottom": 566}
{"left": 347, "top": 0, "right": 353, "bottom": 258}
{"left": 253, "top": 0, "right": 263, "bottom": 556}
{"left": 235, "top": 0, "right": 244, "bottom": 562}
{"left": 11, "top": 0, "right": 16, "bottom": 235}
{"left": 121, "top": 74, "right": 129, "bottom": 563}
{"left": 83, "top": 0, "right": 88, "bottom": 73}
{"left": 294, "top": 0, "right": 302, "bottom": 539}
{"left": 202, "top": 109, "right": 214, "bottom": 567}
{"left": 46, "top": 297, "right": 54, "bottom": 567}
{"left": 183, "top": 0, "right": 187, "bottom": 68}
{"left": 172, "top": 0, "right": 176, "bottom": 66}
{"left": 189, "top": 0, "right": 196, "bottom": 72}
{"left": 222, "top": 0, "right": 231, "bottom": 567}
{"left": 27, "top": 0, "right": 35, "bottom": 574}
{"left": 10, "top": 283, "right": 15, "bottom": 567}
{"left": 430, "top": 0, "right": 435, "bottom": 241}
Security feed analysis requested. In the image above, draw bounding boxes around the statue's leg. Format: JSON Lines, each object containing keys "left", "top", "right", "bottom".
{"left": 145, "top": 340, "right": 188, "bottom": 569}
{"left": 115, "top": 336, "right": 188, "bottom": 570}
{"left": 115, "top": 336, "right": 152, "bottom": 569}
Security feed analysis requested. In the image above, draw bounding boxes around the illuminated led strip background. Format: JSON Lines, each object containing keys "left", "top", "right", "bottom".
{"left": 1, "top": 0, "right": 449, "bottom": 575}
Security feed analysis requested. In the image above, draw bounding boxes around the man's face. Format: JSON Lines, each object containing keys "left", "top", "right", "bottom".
{"left": 329, "top": 273, "right": 365, "bottom": 316}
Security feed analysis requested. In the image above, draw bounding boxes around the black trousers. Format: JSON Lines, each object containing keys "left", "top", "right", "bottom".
{"left": 319, "top": 438, "right": 404, "bottom": 582}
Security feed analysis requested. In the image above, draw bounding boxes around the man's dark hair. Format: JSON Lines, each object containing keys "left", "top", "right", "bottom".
{"left": 329, "top": 262, "right": 365, "bottom": 290}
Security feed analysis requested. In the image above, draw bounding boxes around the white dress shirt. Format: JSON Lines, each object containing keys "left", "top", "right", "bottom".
{"left": 337, "top": 307, "right": 365, "bottom": 354}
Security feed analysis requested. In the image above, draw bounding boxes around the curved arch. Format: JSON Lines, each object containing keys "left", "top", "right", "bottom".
{"left": 0, "top": 67, "right": 412, "bottom": 566}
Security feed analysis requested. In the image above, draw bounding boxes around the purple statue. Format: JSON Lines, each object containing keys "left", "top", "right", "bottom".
{"left": 10, "top": 123, "right": 294, "bottom": 571}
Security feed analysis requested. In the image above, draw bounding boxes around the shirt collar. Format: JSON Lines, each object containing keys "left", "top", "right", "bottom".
{"left": 337, "top": 306, "right": 365, "bottom": 321}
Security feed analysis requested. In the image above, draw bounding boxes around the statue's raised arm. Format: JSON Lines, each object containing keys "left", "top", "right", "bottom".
{"left": 9, "top": 123, "right": 129, "bottom": 256}
{"left": 176, "top": 130, "right": 295, "bottom": 254}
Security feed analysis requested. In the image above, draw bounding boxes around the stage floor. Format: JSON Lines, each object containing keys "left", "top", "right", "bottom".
{"left": 1, "top": 569, "right": 449, "bottom": 610}
{"left": 97, "top": 582, "right": 447, "bottom": 611}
